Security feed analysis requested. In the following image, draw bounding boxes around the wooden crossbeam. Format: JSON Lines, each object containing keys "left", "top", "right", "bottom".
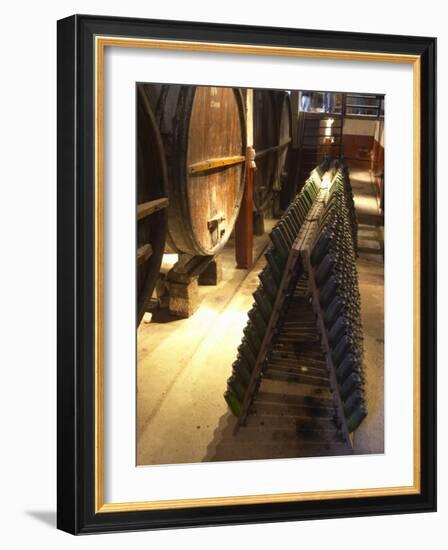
{"left": 137, "top": 198, "right": 168, "bottom": 220}
{"left": 345, "top": 103, "right": 380, "bottom": 109}
{"left": 235, "top": 149, "right": 254, "bottom": 269}
{"left": 137, "top": 244, "right": 153, "bottom": 266}
{"left": 188, "top": 155, "right": 245, "bottom": 175}
{"left": 255, "top": 138, "right": 292, "bottom": 160}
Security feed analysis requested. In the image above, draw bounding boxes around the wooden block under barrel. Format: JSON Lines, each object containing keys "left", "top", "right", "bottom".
{"left": 198, "top": 257, "right": 223, "bottom": 286}
{"left": 168, "top": 279, "right": 200, "bottom": 319}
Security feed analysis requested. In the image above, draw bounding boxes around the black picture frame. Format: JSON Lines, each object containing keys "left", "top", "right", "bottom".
{"left": 57, "top": 14, "right": 436, "bottom": 534}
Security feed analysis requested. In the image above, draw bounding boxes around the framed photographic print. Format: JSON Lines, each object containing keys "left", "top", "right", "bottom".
{"left": 57, "top": 14, "right": 436, "bottom": 534}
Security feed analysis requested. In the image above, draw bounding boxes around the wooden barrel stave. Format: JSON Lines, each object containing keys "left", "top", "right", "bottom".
{"left": 253, "top": 90, "right": 292, "bottom": 212}
{"left": 277, "top": 92, "right": 292, "bottom": 177}
{"left": 137, "top": 87, "right": 169, "bottom": 325}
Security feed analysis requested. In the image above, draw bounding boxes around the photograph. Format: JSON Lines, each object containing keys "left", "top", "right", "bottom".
{"left": 136, "top": 84, "right": 385, "bottom": 465}
{"left": 55, "top": 13, "right": 436, "bottom": 534}
{"left": 0, "top": 0, "right": 442, "bottom": 544}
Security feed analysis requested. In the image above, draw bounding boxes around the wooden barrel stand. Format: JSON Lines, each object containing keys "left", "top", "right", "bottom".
{"left": 136, "top": 88, "right": 169, "bottom": 325}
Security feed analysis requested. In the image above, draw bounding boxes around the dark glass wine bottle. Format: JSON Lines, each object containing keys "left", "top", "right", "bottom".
{"left": 224, "top": 390, "right": 241, "bottom": 417}
{"left": 346, "top": 404, "right": 367, "bottom": 432}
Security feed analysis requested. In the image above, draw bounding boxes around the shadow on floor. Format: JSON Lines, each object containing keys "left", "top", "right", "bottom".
{"left": 25, "top": 510, "right": 56, "bottom": 528}
{"left": 204, "top": 406, "right": 352, "bottom": 463}
{"left": 357, "top": 212, "right": 384, "bottom": 227}
{"left": 150, "top": 307, "right": 182, "bottom": 324}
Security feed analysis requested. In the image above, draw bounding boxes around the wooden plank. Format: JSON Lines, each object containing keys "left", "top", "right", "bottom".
{"left": 167, "top": 255, "right": 215, "bottom": 284}
{"left": 213, "top": 440, "right": 351, "bottom": 460}
{"left": 137, "top": 197, "right": 168, "bottom": 220}
{"left": 290, "top": 91, "right": 299, "bottom": 149}
{"left": 263, "top": 370, "right": 328, "bottom": 387}
{"left": 245, "top": 413, "right": 336, "bottom": 431}
{"left": 265, "top": 362, "right": 327, "bottom": 377}
{"left": 234, "top": 147, "right": 254, "bottom": 269}
{"left": 268, "top": 349, "right": 324, "bottom": 363}
{"left": 251, "top": 402, "right": 334, "bottom": 419}
{"left": 254, "top": 390, "right": 331, "bottom": 407}
{"left": 255, "top": 138, "right": 292, "bottom": 159}
{"left": 345, "top": 103, "right": 379, "bottom": 109}
{"left": 344, "top": 114, "right": 384, "bottom": 121}
{"left": 246, "top": 88, "right": 254, "bottom": 147}
{"left": 188, "top": 155, "right": 245, "bottom": 174}
{"left": 137, "top": 244, "right": 153, "bottom": 266}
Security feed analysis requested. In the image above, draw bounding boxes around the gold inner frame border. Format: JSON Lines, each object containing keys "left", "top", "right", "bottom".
{"left": 94, "top": 35, "right": 421, "bottom": 513}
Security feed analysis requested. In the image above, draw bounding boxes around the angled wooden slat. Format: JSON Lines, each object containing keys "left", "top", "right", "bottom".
{"left": 188, "top": 155, "right": 245, "bottom": 174}
{"left": 255, "top": 138, "right": 292, "bottom": 159}
{"left": 262, "top": 370, "right": 328, "bottom": 387}
{"left": 265, "top": 362, "right": 327, "bottom": 378}
{"left": 137, "top": 244, "right": 153, "bottom": 266}
{"left": 137, "top": 197, "right": 168, "bottom": 220}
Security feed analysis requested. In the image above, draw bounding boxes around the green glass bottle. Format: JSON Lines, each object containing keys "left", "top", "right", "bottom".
{"left": 238, "top": 338, "right": 257, "bottom": 368}
{"left": 232, "top": 360, "right": 251, "bottom": 386}
{"left": 243, "top": 323, "right": 262, "bottom": 355}
{"left": 228, "top": 374, "right": 246, "bottom": 402}
{"left": 278, "top": 221, "right": 294, "bottom": 247}
{"left": 224, "top": 390, "right": 241, "bottom": 417}
{"left": 259, "top": 267, "right": 278, "bottom": 299}
{"left": 269, "top": 228, "right": 289, "bottom": 259}
{"left": 335, "top": 353, "right": 358, "bottom": 382}
{"left": 265, "top": 248, "right": 283, "bottom": 283}
{"left": 253, "top": 288, "right": 273, "bottom": 321}
{"left": 311, "top": 230, "right": 333, "bottom": 266}
{"left": 248, "top": 306, "right": 267, "bottom": 336}
{"left": 343, "top": 389, "right": 365, "bottom": 417}
{"left": 340, "top": 372, "right": 363, "bottom": 400}
{"left": 235, "top": 351, "right": 254, "bottom": 374}
{"left": 346, "top": 404, "right": 367, "bottom": 432}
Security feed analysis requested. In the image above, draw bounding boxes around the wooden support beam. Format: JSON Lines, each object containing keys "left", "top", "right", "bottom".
{"left": 345, "top": 104, "right": 380, "bottom": 109}
{"left": 235, "top": 147, "right": 255, "bottom": 269}
{"left": 137, "top": 244, "right": 153, "bottom": 266}
{"left": 167, "top": 254, "right": 215, "bottom": 284}
{"left": 255, "top": 138, "right": 292, "bottom": 159}
{"left": 290, "top": 91, "right": 299, "bottom": 149}
{"left": 188, "top": 155, "right": 245, "bottom": 175}
{"left": 137, "top": 197, "right": 168, "bottom": 220}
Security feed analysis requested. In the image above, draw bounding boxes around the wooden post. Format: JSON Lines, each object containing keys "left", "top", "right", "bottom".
{"left": 235, "top": 152, "right": 254, "bottom": 269}
{"left": 290, "top": 91, "right": 299, "bottom": 149}
{"left": 235, "top": 89, "right": 254, "bottom": 269}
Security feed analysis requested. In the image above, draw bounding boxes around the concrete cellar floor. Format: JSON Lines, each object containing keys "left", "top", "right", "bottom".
{"left": 137, "top": 168, "right": 384, "bottom": 465}
{"left": 350, "top": 169, "right": 384, "bottom": 454}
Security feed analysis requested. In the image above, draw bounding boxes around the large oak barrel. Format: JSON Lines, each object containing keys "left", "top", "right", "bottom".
{"left": 141, "top": 85, "right": 246, "bottom": 256}
{"left": 253, "top": 90, "right": 292, "bottom": 211}
{"left": 137, "top": 87, "right": 169, "bottom": 325}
